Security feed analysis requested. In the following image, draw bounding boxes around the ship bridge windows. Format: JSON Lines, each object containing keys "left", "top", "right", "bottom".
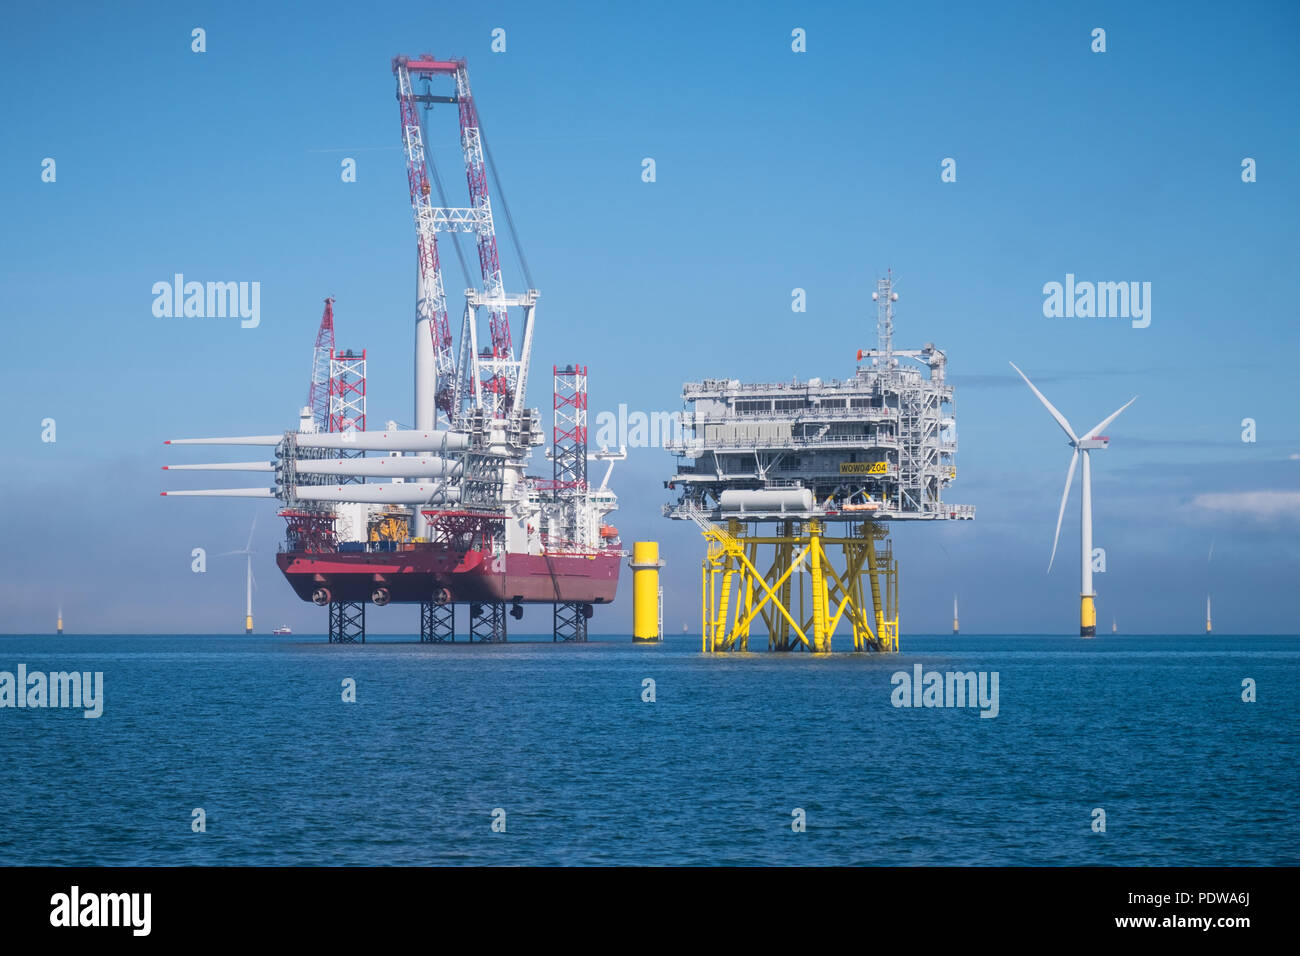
{"left": 773, "top": 398, "right": 809, "bottom": 412}
{"left": 735, "top": 400, "right": 773, "bottom": 415}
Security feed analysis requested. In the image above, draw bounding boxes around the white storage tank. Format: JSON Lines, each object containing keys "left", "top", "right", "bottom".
{"left": 719, "top": 489, "right": 815, "bottom": 513}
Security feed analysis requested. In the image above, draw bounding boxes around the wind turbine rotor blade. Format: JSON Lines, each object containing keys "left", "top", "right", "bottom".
{"left": 161, "top": 461, "right": 274, "bottom": 472}
{"left": 160, "top": 488, "right": 276, "bottom": 498}
{"left": 165, "top": 436, "right": 284, "bottom": 446}
{"left": 294, "top": 484, "right": 462, "bottom": 506}
{"left": 246, "top": 515, "right": 257, "bottom": 552}
{"left": 1009, "top": 362, "right": 1078, "bottom": 443}
{"left": 165, "top": 430, "right": 471, "bottom": 453}
{"left": 293, "top": 456, "right": 461, "bottom": 479}
{"left": 1048, "top": 449, "right": 1079, "bottom": 574}
{"left": 295, "top": 430, "right": 471, "bottom": 453}
{"left": 1082, "top": 396, "right": 1138, "bottom": 441}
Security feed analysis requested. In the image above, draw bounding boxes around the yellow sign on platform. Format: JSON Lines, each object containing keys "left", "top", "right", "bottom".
{"left": 840, "top": 461, "right": 888, "bottom": 475}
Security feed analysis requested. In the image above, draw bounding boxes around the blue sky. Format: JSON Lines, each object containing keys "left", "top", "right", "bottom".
{"left": 1, "top": 0, "right": 1297, "bottom": 635}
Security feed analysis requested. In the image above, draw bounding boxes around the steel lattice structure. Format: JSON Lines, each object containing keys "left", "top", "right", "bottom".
{"left": 307, "top": 297, "right": 335, "bottom": 432}
{"left": 469, "top": 602, "right": 507, "bottom": 642}
{"left": 329, "top": 601, "right": 366, "bottom": 644}
{"left": 392, "top": 54, "right": 517, "bottom": 425}
{"left": 425, "top": 510, "right": 504, "bottom": 552}
{"left": 539, "top": 364, "right": 598, "bottom": 554}
{"left": 453, "top": 65, "right": 513, "bottom": 397}
{"left": 394, "top": 59, "right": 455, "bottom": 421}
{"left": 278, "top": 508, "right": 338, "bottom": 554}
{"left": 420, "top": 601, "right": 455, "bottom": 642}
{"left": 552, "top": 365, "right": 588, "bottom": 492}
{"left": 328, "top": 349, "right": 367, "bottom": 434}
{"left": 553, "top": 601, "right": 590, "bottom": 643}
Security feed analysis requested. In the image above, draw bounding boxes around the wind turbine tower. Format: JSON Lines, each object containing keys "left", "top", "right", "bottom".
{"left": 220, "top": 517, "right": 258, "bottom": 634}
{"left": 1011, "top": 363, "right": 1136, "bottom": 638}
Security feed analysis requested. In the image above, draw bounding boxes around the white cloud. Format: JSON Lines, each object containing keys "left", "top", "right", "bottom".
{"left": 1289, "top": 453, "right": 1300, "bottom": 460}
{"left": 1192, "top": 490, "right": 1300, "bottom": 521}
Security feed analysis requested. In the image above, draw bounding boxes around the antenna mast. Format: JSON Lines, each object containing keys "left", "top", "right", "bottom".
{"left": 875, "top": 270, "right": 897, "bottom": 369}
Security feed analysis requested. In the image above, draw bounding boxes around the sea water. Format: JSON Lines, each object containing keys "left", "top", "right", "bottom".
{"left": 0, "top": 634, "right": 1295, "bottom": 866}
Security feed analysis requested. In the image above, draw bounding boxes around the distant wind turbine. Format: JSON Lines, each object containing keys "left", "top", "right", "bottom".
{"left": 1011, "top": 362, "right": 1137, "bottom": 638}
{"left": 1206, "top": 540, "right": 1214, "bottom": 634}
{"left": 219, "top": 516, "right": 258, "bottom": 634}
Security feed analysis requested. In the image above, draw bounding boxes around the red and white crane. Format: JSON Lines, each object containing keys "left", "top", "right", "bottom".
{"left": 392, "top": 54, "right": 524, "bottom": 428}
{"left": 393, "top": 58, "right": 455, "bottom": 426}
{"left": 306, "top": 297, "right": 335, "bottom": 433}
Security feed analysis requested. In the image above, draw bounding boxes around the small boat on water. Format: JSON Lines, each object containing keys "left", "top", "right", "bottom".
{"left": 272, "top": 625, "right": 292, "bottom": 635}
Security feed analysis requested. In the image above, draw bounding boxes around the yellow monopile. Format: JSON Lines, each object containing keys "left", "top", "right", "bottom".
{"left": 629, "top": 542, "right": 664, "bottom": 642}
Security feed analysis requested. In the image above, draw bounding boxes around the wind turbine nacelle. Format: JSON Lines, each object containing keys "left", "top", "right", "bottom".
{"left": 1077, "top": 437, "right": 1110, "bottom": 450}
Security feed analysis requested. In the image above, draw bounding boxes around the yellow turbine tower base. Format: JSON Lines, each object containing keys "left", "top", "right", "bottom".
{"left": 699, "top": 519, "right": 898, "bottom": 653}
{"left": 1080, "top": 594, "right": 1096, "bottom": 638}
{"left": 245, "top": 615, "right": 254, "bottom": 635}
{"left": 629, "top": 541, "right": 665, "bottom": 642}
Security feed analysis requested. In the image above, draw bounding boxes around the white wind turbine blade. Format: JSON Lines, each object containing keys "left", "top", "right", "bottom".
{"left": 1081, "top": 396, "right": 1138, "bottom": 441}
{"left": 1048, "top": 448, "right": 1079, "bottom": 574}
{"left": 245, "top": 515, "right": 257, "bottom": 553}
{"left": 1010, "top": 362, "right": 1078, "bottom": 443}
{"left": 160, "top": 488, "right": 276, "bottom": 498}
{"left": 161, "top": 461, "right": 275, "bottom": 472}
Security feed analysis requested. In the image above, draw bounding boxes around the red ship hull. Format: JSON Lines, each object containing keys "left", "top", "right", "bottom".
{"left": 276, "top": 545, "right": 621, "bottom": 605}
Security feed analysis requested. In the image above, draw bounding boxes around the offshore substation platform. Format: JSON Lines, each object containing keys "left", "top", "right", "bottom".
{"left": 665, "top": 273, "right": 974, "bottom": 652}
{"left": 161, "top": 54, "right": 626, "bottom": 644}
